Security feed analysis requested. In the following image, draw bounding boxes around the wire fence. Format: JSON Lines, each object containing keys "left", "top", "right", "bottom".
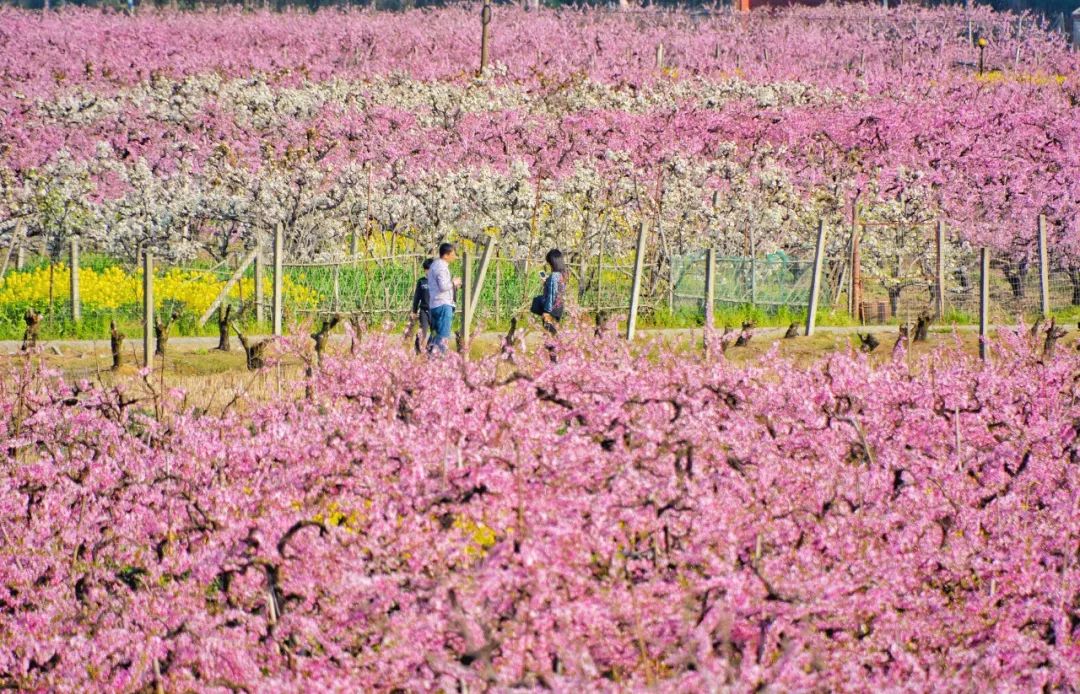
{"left": 282, "top": 251, "right": 647, "bottom": 329}
{"left": 672, "top": 251, "right": 845, "bottom": 315}
{"left": 857, "top": 256, "right": 1079, "bottom": 325}
{"left": 2, "top": 221, "right": 1079, "bottom": 343}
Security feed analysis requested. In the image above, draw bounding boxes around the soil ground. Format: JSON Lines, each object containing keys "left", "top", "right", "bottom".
{"left": 3, "top": 323, "right": 1073, "bottom": 416}
{"left": 0, "top": 324, "right": 987, "bottom": 376}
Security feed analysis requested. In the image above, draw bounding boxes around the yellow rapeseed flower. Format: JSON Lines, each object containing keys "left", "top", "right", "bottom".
{"left": 0, "top": 264, "right": 317, "bottom": 315}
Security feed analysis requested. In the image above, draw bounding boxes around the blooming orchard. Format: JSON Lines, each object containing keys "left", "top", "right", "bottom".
{"left": 1, "top": 6, "right": 1077, "bottom": 689}
{"left": 1, "top": 329, "right": 1078, "bottom": 689}
{"left": 0, "top": 5, "right": 1077, "bottom": 288}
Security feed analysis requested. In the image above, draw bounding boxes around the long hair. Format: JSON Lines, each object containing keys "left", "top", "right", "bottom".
{"left": 545, "top": 248, "right": 566, "bottom": 274}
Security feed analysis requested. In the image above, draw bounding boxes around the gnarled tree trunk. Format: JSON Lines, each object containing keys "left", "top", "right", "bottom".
{"left": 21, "top": 309, "right": 41, "bottom": 351}
{"left": 110, "top": 320, "right": 125, "bottom": 371}
{"left": 215, "top": 304, "right": 233, "bottom": 352}
{"left": 154, "top": 308, "right": 182, "bottom": 357}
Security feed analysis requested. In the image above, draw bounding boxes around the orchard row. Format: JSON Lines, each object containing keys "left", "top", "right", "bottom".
{"left": 1, "top": 328, "right": 1078, "bottom": 689}
{"left": 0, "top": 6, "right": 1077, "bottom": 301}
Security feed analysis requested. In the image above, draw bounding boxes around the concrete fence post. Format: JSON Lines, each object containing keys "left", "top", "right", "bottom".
{"left": 979, "top": 247, "right": 990, "bottom": 361}
{"left": 626, "top": 221, "right": 649, "bottom": 341}
{"left": 70, "top": 236, "right": 81, "bottom": 323}
{"left": 461, "top": 251, "right": 474, "bottom": 346}
{"left": 143, "top": 250, "right": 154, "bottom": 367}
{"left": 272, "top": 222, "right": 284, "bottom": 336}
{"left": 703, "top": 248, "right": 716, "bottom": 349}
{"left": 749, "top": 227, "right": 757, "bottom": 308}
{"left": 479, "top": 0, "right": 492, "bottom": 75}
{"left": 805, "top": 220, "right": 827, "bottom": 337}
{"left": 254, "top": 238, "right": 265, "bottom": 324}
{"left": 1037, "top": 214, "right": 1050, "bottom": 319}
{"left": 935, "top": 221, "right": 946, "bottom": 319}
{"left": 332, "top": 264, "right": 341, "bottom": 312}
{"left": 469, "top": 236, "right": 497, "bottom": 320}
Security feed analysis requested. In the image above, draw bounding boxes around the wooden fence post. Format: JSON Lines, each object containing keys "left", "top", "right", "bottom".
{"left": 935, "top": 220, "right": 946, "bottom": 319}
{"left": 254, "top": 239, "right": 265, "bottom": 324}
{"left": 469, "top": 236, "right": 497, "bottom": 319}
{"left": 979, "top": 247, "right": 989, "bottom": 361}
{"left": 462, "top": 251, "right": 474, "bottom": 345}
{"left": 626, "top": 221, "right": 649, "bottom": 341}
{"left": 143, "top": 250, "right": 154, "bottom": 367}
{"left": 655, "top": 42, "right": 665, "bottom": 69}
{"left": 805, "top": 221, "right": 827, "bottom": 336}
{"left": 1037, "top": 214, "right": 1050, "bottom": 319}
{"left": 15, "top": 243, "right": 25, "bottom": 271}
{"left": 704, "top": 248, "right": 716, "bottom": 343}
{"left": 69, "top": 236, "right": 81, "bottom": 323}
{"left": 272, "top": 222, "right": 284, "bottom": 337}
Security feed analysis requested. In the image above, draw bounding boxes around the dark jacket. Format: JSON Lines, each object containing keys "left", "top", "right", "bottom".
{"left": 411, "top": 277, "right": 430, "bottom": 314}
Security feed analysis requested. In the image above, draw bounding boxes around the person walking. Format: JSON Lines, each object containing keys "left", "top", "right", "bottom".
{"left": 427, "top": 242, "right": 460, "bottom": 354}
{"left": 410, "top": 258, "right": 434, "bottom": 353}
{"left": 537, "top": 248, "right": 566, "bottom": 335}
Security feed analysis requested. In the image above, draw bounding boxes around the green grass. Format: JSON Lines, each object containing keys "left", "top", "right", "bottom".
{"left": 647, "top": 303, "right": 857, "bottom": 330}
{"left": 2, "top": 256, "right": 1074, "bottom": 340}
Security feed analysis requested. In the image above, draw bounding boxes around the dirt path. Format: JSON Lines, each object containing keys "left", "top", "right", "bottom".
{"left": 0, "top": 323, "right": 978, "bottom": 354}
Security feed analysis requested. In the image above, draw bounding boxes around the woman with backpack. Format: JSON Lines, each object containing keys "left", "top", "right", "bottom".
{"left": 410, "top": 258, "right": 434, "bottom": 353}
{"left": 532, "top": 248, "right": 566, "bottom": 335}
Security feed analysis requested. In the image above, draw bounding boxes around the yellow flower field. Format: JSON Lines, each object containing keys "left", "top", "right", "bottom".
{"left": 0, "top": 264, "right": 317, "bottom": 316}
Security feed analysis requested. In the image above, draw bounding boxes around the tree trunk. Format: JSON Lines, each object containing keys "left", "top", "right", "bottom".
{"left": 311, "top": 314, "right": 340, "bottom": 367}
{"left": 1043, "top": 319, "right": 1066, "bottom": 359}
{"left": 914, "top": 313, "right": 930, "bottom": 342}
{"left": 955, "top": 266, "right": 970, "bottom": 293}
{"left": 21, "top": 309, "right": 41, "bottom": 351}
{"left": 215, "top": 304, "right": 232, "bottom": 352}
{"left": 154, "top": 320, "right": 169, "bottom": 357}
{"left": 110, "top": 320, "right": 125, "bottom": 370}
{"left": 154, "top": 309, "right": 181, "bottom": 357}
{"left": 235, "top": 328, "right": 269, "bottom": 370}
{"left": 1002, "top": 263, "right": 1027, "bottom": 300}
{"left": 887, "top": 286, "right": 902, "bottom": 319}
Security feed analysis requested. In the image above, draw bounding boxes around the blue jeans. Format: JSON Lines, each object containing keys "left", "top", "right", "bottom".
{"left": 429, "top": 304, "right": 454, "bottom": 354}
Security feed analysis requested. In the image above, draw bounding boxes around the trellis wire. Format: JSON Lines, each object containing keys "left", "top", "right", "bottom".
{"left": 5, "top": 218, "right": 1079, "bottom": 342}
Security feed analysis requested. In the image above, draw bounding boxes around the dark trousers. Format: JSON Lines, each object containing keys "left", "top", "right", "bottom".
{"left": 414, "top": 310, "right": 431, "bottom": 353}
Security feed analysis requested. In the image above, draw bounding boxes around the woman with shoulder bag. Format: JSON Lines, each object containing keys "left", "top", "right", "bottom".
{"left": 531, "top": 249, "right": 566, "bottom": 335}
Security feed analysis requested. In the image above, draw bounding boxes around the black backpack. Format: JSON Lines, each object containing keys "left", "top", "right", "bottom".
{"left": 530, "top": 295, "right": 545, "bottom": 316}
